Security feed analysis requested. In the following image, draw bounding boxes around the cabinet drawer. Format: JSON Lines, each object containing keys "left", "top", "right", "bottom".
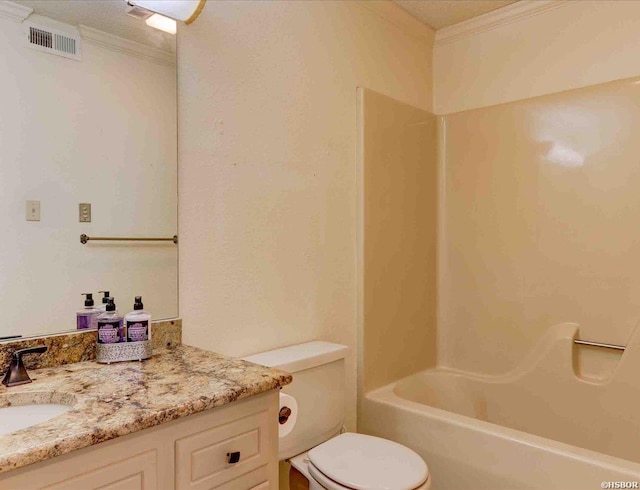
{"left": 208, "top": 467, "right": 268, "bottom": 490}
{"left": 175, "top": 410, "right": 270, "bottom": 489}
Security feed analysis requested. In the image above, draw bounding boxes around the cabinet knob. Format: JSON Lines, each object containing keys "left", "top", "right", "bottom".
{"left": 227, "top": 451, "right": 241, "bottom": 464}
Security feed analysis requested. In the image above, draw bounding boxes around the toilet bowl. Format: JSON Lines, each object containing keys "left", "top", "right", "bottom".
{"left": 242, "top": 341, "right": 432, "bottom": 490}
{"left": 290, "top": 433, "right": 431, "bottom": 490}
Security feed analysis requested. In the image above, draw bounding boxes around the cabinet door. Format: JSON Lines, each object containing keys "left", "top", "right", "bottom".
{"left": 0, "top": 424, "right": 171, "bottom": 490}
{"left": 43, "top": 450, "right": 158, "bottom": 490}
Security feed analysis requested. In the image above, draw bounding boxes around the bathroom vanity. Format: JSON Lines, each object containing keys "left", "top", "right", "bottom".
{"left": 0, "top": 345, "right": 291, "bottom": 489}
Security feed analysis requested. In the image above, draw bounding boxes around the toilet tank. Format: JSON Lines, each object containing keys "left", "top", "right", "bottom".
{"left": 242, "top": 341, "right": 348, "bottom": 460}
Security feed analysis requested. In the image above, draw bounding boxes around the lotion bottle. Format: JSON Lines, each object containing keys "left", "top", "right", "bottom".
{"left": 125, "top": 296, "right": 151, "bottom": 342}
{"left": 97, "top": 298, "right": 123, "bottom": 344}
{"left": 77, "top": 293, "right": 100, "bottom": 330}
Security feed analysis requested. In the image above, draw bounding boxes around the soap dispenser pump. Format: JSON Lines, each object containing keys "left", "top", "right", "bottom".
{"left": 98, "top": 291, "right": 110, "bottom": 312}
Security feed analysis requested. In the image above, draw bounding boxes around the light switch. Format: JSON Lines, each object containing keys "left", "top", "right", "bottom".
{"left": 79, "top": 203, "right": 91, "bottom": 223}
{"left": 26, "top": 200, "right": 40, "bottom": 221}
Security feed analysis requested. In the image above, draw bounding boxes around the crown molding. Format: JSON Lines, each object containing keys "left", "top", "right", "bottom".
{"left": 0, "top": 1, "right": 33, "bottom": 22}
{"left": 357, "top": 1, "right": 435, "bottom": 43}
{"left": 435, "top": 0, "right": 570, "bottom": 47}
{"left": 78, "top": 25, "right": 175, "bottom": 68}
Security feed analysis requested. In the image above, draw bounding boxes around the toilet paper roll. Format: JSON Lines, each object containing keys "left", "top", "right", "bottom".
{"left": 278, "top": 393, "right": 298, "bottom": 438}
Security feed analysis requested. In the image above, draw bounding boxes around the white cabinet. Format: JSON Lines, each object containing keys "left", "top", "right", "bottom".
{"left": 0, "top": 391, "right": 279, "bottom": 490}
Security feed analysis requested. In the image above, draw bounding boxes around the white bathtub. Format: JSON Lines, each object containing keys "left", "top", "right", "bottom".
{"left": 359, "top": 324, "right": 640, "bottom": 489}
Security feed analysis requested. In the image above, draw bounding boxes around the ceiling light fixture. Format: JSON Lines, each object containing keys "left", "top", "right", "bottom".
{"left": 145, "top": 13, "right": 177, "bottom": 35}
{"left": 130, "top": 0, "right": 206, "bottom": 25}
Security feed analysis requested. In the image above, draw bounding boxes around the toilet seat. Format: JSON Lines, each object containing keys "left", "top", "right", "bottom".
{"left": 307, "top": 461, "right": 431, "bottom": 490}
{"left": 306, "top": 433, "right": 429, "bottom": 490}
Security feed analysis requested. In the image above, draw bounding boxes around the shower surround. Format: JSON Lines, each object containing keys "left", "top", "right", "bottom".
{"left": 359, "top": 77, "right": 640, "bottom": 488}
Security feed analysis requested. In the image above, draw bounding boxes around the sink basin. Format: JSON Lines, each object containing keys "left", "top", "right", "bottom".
{"left": 0, "top": 391, "right": 76, "bottom": 437}
{"left": 0, "top": 403, "right": 72, "bottom": 436}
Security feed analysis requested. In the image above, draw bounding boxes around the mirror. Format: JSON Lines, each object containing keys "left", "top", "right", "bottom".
{"left": 0, "top": 1, "right": 178, "bottom": 340}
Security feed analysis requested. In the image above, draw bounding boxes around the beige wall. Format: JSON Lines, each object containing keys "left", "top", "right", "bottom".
{"left": 440, "top": 76, "right": 640, "bottom": 376}
{"left": 434, "top": 1, "right": 640, "bottom": 114}
{"left": 178, "top": 1, "right": 433, "bottom": 429}
{"left": 357, "top": 89, "right": 437, "bottom": 395}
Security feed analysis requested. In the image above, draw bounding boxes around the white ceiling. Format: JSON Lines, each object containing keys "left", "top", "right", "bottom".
{"left": 14, "top": 0, "right": 175, "bottom": 53}
{"left": 13, "top": 0, "right": 518, "bottom": 53}
{"left": 393, "top": 0, "right": 518, "bottom": 30}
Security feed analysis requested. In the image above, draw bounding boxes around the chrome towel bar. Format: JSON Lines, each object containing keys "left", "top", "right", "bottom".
{"left": 80, "top": 234, "right": 178, "bottom": 244}
{"left": 574, "top": 339, "right": 625, "bottom": 351}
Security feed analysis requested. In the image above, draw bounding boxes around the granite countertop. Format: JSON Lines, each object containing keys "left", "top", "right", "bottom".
{"left": 0, "top": 345, "right": 292, "bottom": 474}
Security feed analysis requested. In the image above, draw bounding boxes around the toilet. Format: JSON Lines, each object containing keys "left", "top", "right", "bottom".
{"left": 243, "top": 341, "right": 431, "bottom": 490}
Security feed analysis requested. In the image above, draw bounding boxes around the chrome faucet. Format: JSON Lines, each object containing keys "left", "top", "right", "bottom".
{"left": 2, "top": 346, "right": 47, "bottom": 387}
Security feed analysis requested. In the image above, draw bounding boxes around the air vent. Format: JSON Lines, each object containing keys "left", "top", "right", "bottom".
{"left": 24, "top": 22, "right": 81, "bottom": 61}
{"left": 29, "top": 26, "right": 52, "bottom": 48}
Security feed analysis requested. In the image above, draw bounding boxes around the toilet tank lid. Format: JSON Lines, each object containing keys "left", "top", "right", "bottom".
{"left": 242, "top": 341, "right": 348, "bottom": 373}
